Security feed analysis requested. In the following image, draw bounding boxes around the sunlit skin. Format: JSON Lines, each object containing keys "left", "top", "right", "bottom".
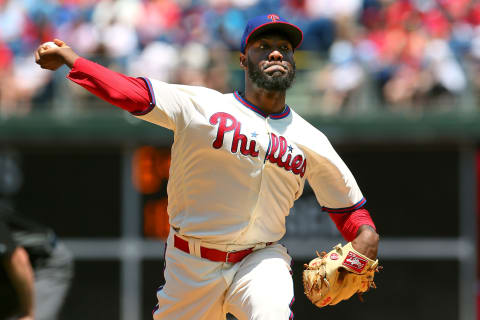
{"left": 239, "top": 32, "right": 295, "bottom": 115}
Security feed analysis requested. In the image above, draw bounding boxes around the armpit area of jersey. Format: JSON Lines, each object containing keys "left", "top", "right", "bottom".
{"left": 67, "top": 57, "right": 152, "bottom": 114}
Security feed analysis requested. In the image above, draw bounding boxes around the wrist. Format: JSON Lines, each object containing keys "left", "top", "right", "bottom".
{"left": 356, "top": 225, "right": 379, "bottom": 245}
{"left": 60, "top": 47, "right": 80, "bottom": 69}
{"left": 352, "top": 225, "right": 379, "bottom": 259}
{"left": 357, "top": 224, "right": 377, "bottom": 236}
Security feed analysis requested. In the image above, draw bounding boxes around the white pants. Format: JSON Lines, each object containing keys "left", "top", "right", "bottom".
{"left": 153, "top": 232, "right": 295, "bottom": 320}
{"left": 35, "top": 243, "right": 74, "bottom": 320}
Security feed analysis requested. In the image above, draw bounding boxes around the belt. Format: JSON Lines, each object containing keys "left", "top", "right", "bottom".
{"left": 174, "top": 234, "right": 269, "bottom": 263}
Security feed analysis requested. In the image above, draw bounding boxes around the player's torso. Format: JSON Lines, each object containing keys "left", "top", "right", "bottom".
{"left": 168, "top": 91, "right": 307, "bottom": 244}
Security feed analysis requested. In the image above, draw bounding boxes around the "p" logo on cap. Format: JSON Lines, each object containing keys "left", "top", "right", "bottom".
{"left": 267, "top": 14, "right": 280, "bottom": 22}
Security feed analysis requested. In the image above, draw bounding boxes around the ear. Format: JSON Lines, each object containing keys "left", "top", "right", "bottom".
{"left": 239, "top": 53, "right": 247, "bottom": 70}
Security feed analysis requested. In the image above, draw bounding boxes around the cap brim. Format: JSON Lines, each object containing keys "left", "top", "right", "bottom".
{"left": 244, "top": 21, "right": 303, "bottom": 52}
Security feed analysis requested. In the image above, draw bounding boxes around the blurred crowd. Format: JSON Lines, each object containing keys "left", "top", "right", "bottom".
{"left": 1, "top": 0, "right": 480, "bottom": 117}
{"left": 310, "top": 0, "right": 480, "bottom": 114}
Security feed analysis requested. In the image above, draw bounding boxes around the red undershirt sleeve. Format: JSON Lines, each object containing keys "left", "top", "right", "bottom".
{"left": 328, "top": 208, "right": 376, "bottom": 242}
{"left": 66, "top": 57, "right": 152, "bottom": 114}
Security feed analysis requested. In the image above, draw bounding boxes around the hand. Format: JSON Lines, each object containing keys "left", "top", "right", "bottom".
{"left": 351, "top": 225, "right": 379, "bottom": 260}
{"left": 34, "top": 39, "right": 79, "bottom": 70}
{"left": 18, "top": 315, "right": 34, "bottom": 320}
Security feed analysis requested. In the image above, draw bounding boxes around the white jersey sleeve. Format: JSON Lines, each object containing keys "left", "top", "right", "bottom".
{"left": 295, "top": 117, "right": 365, "bottom": 213}
{"left": 133, "top": 78, "right": 219, "bottom": 131}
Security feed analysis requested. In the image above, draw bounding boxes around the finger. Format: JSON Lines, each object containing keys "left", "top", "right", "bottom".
{"left": 44, "top": 61, "right": 59, "bottom": 70}
{"left": 34, "top": 49, "right": 40, "bottom": 64}
{"left": 53, "top": 38, "right": 66, "bottom": 47}
{"left": 38, "top": 46, "right": 47, "bottom": 56}
{"left": 39, "top": 60, "right": 54, "bottom": 70}
{"left": 42, "top": 64, "right": 57, "bottom": 71}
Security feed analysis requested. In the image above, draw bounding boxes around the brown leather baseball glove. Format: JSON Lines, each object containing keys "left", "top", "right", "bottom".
{"left": 303, "top": 242, "right": 380, "bottom": 308}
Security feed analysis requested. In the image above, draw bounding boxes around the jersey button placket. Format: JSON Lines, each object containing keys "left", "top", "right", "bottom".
{"left": 233, "top": 116, "right": 271, "bottom": 243}
{"left": 254, "top": 116, "right": 272, "bottom": 220}
{"left": 263, "top": 116, "right": 272, "bottom": 166}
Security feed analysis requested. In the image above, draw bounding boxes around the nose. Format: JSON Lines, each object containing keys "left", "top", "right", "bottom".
{"left": 268, "top": 49, "right": 283, "bottom": 61}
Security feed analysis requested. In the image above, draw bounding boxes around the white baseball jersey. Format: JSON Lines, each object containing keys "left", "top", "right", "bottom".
{"left": 134, "top": 78, "right": 365, "bottom": 246}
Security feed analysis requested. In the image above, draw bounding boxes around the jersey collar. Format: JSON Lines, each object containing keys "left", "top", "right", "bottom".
{"left": 234, "top": 91, "right": 291, "bottom": 119}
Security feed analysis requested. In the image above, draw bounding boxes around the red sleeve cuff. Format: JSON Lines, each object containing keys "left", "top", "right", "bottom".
{"left": 69, "top": 56, "right": 86, "bottom": 71}
{"left": 329, "top": 208, "right": 376, "bottom": 242}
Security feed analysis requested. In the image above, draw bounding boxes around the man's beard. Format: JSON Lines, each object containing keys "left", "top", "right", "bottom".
{"left": 247, "top": 59, "right": 296, "bottom": 91}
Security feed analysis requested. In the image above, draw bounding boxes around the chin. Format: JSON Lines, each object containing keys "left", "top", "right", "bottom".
{"left": 261, "top": 81, "right": 293, "bottom": 91}
{"left": 248, "top": 64, "right": 295, "bottom": 91}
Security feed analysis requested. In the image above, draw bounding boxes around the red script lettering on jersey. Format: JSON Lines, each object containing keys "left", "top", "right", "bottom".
{"left": 267, "top": 133, "right": 306, "bottom": 177}
{"left": 210, "top": 112, "right": 259, "bottom": 157}
{"left": 209, "top": 112, "right": 307, "bottom": 178}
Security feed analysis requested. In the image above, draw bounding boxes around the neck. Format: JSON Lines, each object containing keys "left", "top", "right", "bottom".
{"left": 244, "top": 83, "right": 286, "bottom": 115}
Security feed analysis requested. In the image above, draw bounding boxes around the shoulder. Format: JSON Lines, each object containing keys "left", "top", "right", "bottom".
{"left": 286, "top": 109, "right": 342, "bottom": 166}
{"left": 175, "top": 84, "right": 226, "bottom": 99}
{"left": 148, "top": 79, "right": 226, "bottom": 99}
{"left": 289, "top": 109, "right": 330, "bottom": 142}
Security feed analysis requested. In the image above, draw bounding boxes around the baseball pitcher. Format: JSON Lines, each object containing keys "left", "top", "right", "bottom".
{"left": 35, "top": 14, "right": 380, "bottom": 320}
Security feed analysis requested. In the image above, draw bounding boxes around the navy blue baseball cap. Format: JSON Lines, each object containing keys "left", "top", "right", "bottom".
{"left": 240, "top": 14, "right": 303, "bottom": 53}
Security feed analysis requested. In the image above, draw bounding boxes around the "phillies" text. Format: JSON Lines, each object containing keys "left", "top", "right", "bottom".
{"left": 209, "top": 112, "right": 307, "bottom": 177}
